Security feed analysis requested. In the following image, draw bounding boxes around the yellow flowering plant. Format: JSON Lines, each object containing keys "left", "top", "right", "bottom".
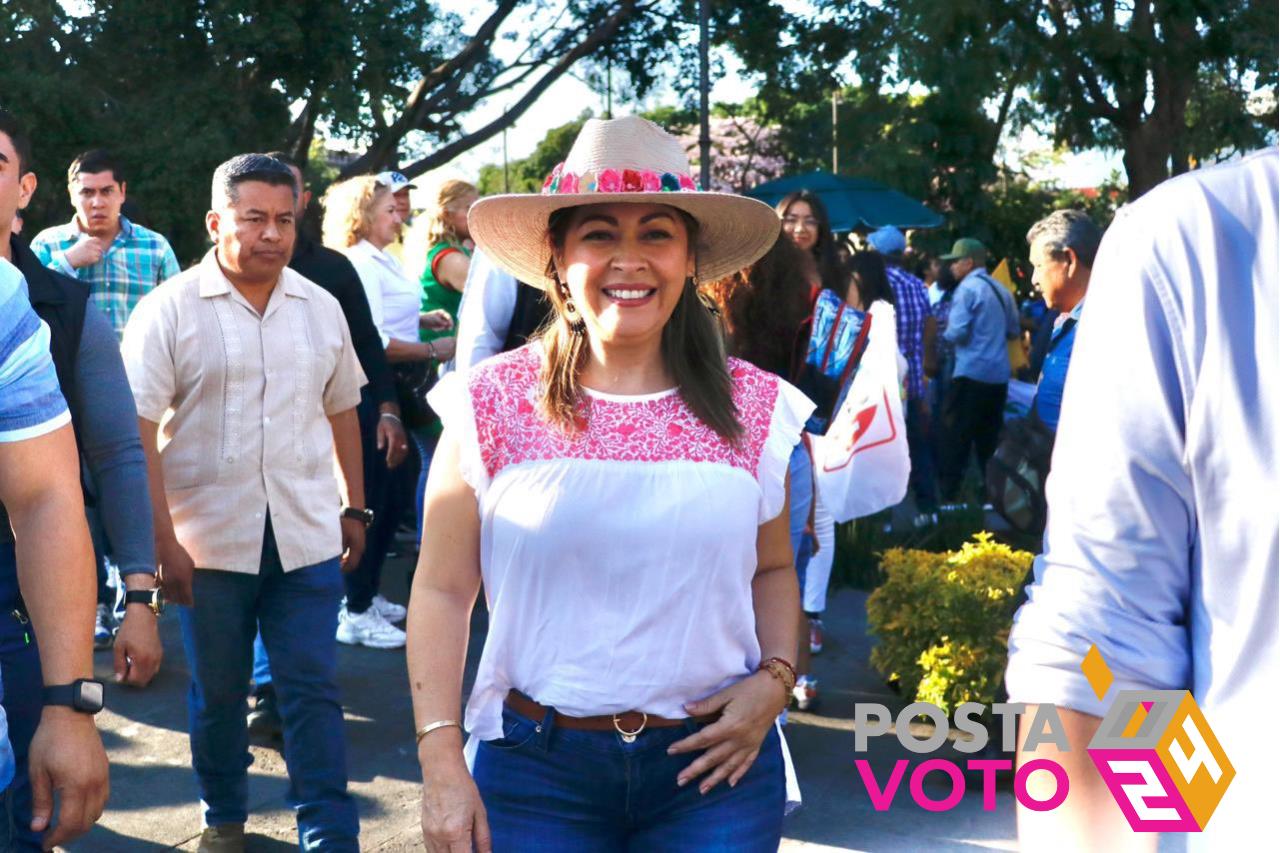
{"left": 866, "top": 533, "right": 1033, "bottom": 714}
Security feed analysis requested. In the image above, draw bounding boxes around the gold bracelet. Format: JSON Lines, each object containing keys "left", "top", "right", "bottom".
{"left": 415, "top": 719, "right": 462, "bottom": 745}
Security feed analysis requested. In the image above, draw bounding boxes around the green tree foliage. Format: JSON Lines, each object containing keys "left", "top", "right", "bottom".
{"left": 771, "top": 0, "right": 1278, "bottom": 198}
{"left": 2, "top": 1, "right": 298, "bottom": 261}
{"left": 0, "top": 1, "right": 677, "bottom": 259}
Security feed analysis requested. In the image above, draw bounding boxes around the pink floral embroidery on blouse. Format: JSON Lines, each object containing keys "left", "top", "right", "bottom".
{"left": 468, "top": 346, "right": 778, "bottom": 481}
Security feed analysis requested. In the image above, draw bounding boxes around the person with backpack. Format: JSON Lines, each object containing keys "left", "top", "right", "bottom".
{"left": 937, "top": 238, "right": 1020, "bottom": 503}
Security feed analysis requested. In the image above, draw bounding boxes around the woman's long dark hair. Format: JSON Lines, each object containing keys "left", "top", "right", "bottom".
{"left": 776, "top": 190, "right": 847, "bottom": 298}
{"left": 539, "top": 205, "right": 742, "bottom": 443}
{"left": 701, "top": 235, "right": 814, "bottom": 379}
{"left": 848, "top": 250, "right": 896, "bottom": 309}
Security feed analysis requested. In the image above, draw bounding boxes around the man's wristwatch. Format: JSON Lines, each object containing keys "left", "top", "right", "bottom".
{"left": 124, "top": 587, "right": 165, "bottom": 616}
{"left": 341, "top": 506, "right": 375, "bottom": 528}
{"left": 43, "top": 679, "right": 105, "bottom": 714}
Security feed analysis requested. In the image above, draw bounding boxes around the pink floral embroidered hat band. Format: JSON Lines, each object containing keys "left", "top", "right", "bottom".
{"left": 466, "top": 115, "right": 782, "bottom": 289}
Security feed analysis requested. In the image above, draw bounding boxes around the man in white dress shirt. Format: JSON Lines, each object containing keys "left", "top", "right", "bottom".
{"left": 1006, "top": 149, "right": 1278, "bottom": 850}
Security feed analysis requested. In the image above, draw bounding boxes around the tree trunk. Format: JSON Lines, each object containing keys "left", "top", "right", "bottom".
{"left": 1120, "top": 124, "right": 1172, "bottom": 198}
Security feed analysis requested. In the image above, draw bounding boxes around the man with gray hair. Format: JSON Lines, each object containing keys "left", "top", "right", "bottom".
{"left": 122, "top": 153, "right": 366, "bottom": 851}
{"left": 1025, "top": 209, "right": 1102, "bottom": 430}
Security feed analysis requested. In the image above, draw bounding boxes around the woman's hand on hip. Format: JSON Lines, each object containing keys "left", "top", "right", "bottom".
{"left": 666, "top": 671, "right": 787, "bottom": 795}
{"left": 420, "top": 751, "right": 491, "bottom": 853}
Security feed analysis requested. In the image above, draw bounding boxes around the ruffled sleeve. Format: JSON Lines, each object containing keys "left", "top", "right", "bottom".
{"left": 756, "top": 377, "right": 816, "bottom": 524}
{"left": 426, "top": 370, "right": 490, "bottom": 498}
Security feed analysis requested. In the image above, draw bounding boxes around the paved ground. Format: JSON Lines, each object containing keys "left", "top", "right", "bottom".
{"left": 66, "top": 549, "right": 1181, "bottom": 852}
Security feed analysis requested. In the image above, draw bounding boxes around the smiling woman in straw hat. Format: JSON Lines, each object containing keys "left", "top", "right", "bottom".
{"left": 405, "top": 116, "right": 815, "bottom": 852}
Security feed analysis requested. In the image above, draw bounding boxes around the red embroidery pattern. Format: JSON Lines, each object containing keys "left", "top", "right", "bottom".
{"left": 468, "top": 347, "right": 778, "bottom": 481}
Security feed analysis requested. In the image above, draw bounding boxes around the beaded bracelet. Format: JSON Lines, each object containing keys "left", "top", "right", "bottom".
{"left": 758, "top": 659, "right": 797, "bottom": 698}
{"left": 760, "top": 656, "right": 797, "bottom": 687}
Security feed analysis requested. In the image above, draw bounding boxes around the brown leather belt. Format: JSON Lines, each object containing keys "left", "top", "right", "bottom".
{"left": 505, "top": 690, "right": 718, "bottom": 742}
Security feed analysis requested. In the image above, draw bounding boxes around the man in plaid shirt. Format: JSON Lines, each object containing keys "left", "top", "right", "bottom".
{"left": 30, "top": 149, "right": 180, "bottom": 338}
{"left": 868, "top": 226, "right": 938, "bottom": 521}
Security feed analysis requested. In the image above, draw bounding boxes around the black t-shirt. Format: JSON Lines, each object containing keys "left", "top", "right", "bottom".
{"left": 289, "top": 234, "right": 396, "bottom": 406}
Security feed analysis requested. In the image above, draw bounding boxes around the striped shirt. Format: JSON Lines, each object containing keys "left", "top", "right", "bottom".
{"left": 0, "top": 260, "right": 70, "bottom": 442}
{"left": 30, "top": 215, "right": 181, "bottom": 338}
{"left": 884, "top": 262, "right": 929, "bottom": 399}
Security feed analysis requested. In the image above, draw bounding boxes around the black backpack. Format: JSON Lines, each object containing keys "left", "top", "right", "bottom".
{"left": 986, "top": 411, "right": 1056, "bottom": 536}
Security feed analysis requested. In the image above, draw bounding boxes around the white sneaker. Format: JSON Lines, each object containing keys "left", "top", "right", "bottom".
{"left": 93, "top": 603, "right": 114, "bottom": 650}
{"left": 336, "top": 606, "right": 406, "bottom": 649}
{"left": 371, "top": 594, "right": 407, "bottom": 623}
{"left": 792, "top": 675, "right": 819, "bottom": 712}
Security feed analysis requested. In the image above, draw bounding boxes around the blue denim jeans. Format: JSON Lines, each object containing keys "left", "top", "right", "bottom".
{"left": 0, "top": 620, "right": 40, "bottom": 852}
{"left": 177, "top": 519, "right": 358, "bottom": 850}
{"left": 787, "top": 443, "right": 813, "bottom": 592}
{"left": 904, "top": 397, "right": 939, "bottom": 513}
{"left": 473, "top": 702, "right": 785, "bottom": 851}
{"left": 0, "top": 542, "right": 42, "bottom": 851}
{"left": 410, "top": 427, "right": 438, "bottom": 543}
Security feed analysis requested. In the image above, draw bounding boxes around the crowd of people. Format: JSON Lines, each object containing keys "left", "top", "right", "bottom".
{"left": 0, "top": 105, "right": 1273, "bottom": 853}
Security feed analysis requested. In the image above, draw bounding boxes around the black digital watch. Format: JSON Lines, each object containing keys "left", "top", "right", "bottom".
{"left": 42, "top": 679, "right": 106, "bottom": 714}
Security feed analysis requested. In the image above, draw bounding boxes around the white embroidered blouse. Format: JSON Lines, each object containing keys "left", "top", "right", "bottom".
{"left": 428, "top": 343, "right": 814, "bottom": 805}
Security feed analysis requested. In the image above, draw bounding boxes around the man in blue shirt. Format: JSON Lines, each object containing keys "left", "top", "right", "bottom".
{"left": 937, "top": 237, "right": 1020, "bottom": 502}
{"left": 0, "top": 261, "right": 109, "bottom": 849}
{"left": 1025, "top": 210, "right": 1102, "bottom": 431}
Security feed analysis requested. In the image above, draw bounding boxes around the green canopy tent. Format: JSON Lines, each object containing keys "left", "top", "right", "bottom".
{"left": 745, "top": 170, "right": 943, "bottom": 233}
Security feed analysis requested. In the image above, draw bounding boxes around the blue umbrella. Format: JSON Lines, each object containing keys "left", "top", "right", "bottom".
{"left": 746, "top": 170, "right": 943, "bottom": 233}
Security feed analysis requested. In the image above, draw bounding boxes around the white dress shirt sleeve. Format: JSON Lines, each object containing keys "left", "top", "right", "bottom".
{"left": 454, "top": 250, "right": 518, "bottom": 370}
{"left": 1005, "top": 205, "right": 1195, "bottom": 717}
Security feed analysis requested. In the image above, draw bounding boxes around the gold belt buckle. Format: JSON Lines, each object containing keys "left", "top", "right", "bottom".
{"left": 612, "top": 712, "right": 647, "bottom": 743}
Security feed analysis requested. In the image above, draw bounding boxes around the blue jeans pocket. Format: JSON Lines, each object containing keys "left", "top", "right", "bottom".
{"left": 484, "top": 705, "right": 541, "bottom": 752}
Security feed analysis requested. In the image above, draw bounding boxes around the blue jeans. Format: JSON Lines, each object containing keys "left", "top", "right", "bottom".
{"left": 177, "top": 519, "right": 358, "bottom": 850}
{"left": 410, "top": 427, "right": 438, "bottom": 542}
{"left": 473, "top": 702, "right": 785, "bottom": 851}
{"left": 0, "top": 543, "right": 42, "bottom": 851}
{"left": 905, "top": 397, "right": 938, "bottom": 513}
{"left": 787, "top": 443, "right": 814, "bottom": 592}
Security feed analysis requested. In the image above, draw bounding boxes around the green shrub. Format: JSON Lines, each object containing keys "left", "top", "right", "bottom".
{"left": 865, "top": 532, "right": 1033, "bottom": 714}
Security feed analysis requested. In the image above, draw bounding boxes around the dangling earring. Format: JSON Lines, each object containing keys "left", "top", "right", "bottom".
{"left": 554, "top": 272, "right": 585, "bottom": 333}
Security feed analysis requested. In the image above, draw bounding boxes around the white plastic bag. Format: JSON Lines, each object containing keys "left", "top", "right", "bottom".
{"left": 809, "top": 300, "right": 911, "bottom": 522}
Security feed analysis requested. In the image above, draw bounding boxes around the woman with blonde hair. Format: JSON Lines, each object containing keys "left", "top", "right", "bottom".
{"left": 319, "top": 175, "right": 453, "bottom": 650}
{"left": 406, "top": 116, "right": 813, "bottom": 851}
{"left": 418, "top": 179, "right": 478, "bottom": 340}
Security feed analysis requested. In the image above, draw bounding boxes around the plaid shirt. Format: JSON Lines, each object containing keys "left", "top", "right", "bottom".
{"left": 30, "top": 215, "right": 181, "bottom": 338}
{"left": 884, "top": 262, "right": 929, "bottom": 399}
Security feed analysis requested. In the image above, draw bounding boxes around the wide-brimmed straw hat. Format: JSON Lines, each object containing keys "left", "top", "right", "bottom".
{"left": 468, "top": 116, "right": 781, "bottom": 289}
